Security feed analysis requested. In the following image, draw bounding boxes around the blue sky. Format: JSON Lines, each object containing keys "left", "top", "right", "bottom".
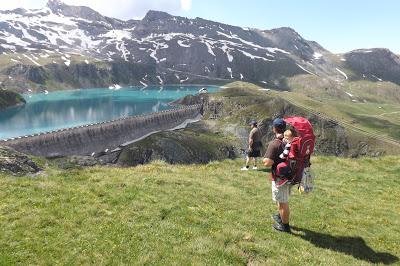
{"left": 1, "top": 0, "right": 399, "bottom": 53}
{"left": 181, "top": 0, "right": 399, "bottom": 54}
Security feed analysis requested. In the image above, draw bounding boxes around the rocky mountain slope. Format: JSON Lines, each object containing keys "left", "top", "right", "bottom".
{"left": 344, "top": 48, "right": 400, "bottom": 84}
{"left": 1, "top": 0, "right": 399, "bottom": 93}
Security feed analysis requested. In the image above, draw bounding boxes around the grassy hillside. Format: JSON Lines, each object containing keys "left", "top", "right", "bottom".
{"left": 284, "top": 76, "right": 400, "bottom": 142}
{"left": 0, "top": 157, "right": 399, "bottom": 265}
{"left": 204, "top": 82, "right": 399, "bottom": 156}
{"left": 0, "top": 89, "right": 25, "bottom": 109}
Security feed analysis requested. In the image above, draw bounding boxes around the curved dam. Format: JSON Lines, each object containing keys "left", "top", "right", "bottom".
{"left": 1, "top": 105, "right": 203, "bottom": 158}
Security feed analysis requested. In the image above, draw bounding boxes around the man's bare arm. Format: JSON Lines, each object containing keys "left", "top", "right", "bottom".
{"left": 248, "top": 138, "right": 253, "bottom": 150}
{"left": 263, "top": 158, "right": 274, "bottom": 167}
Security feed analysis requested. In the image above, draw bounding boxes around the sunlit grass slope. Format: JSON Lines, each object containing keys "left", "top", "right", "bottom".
{"left": 0, "top": 157, "right": 399, "bottom": 265}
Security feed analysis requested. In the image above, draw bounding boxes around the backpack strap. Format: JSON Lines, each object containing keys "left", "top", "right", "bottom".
{"left": 271, "top": 137, "right": 285, "bottom": 179}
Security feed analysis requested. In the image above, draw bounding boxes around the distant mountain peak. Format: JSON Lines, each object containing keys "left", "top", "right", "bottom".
{"left": 143, "top": 10, "right": 173, "bottom": 22}
{"left": 46, "top": 0, "right": 107, "bottom": 22}
{"left": 266, "top": 27, "right": 302, "bottom": 39}
{"left": 46, "top": 0, "right": 65, "bottom": 9}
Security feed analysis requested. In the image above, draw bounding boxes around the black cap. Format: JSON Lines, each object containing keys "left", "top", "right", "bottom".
{"left": 249, "top": 120, "right": 257, "bottom": 126}
{"left": 272, "top": 118, "right": 286, "bottom": 130}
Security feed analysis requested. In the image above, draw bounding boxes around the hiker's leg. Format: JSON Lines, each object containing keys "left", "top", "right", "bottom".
{"left": 272, "top": 182, "right": 290, "bottom": 224}
{"left": 245, "top": 156, "right": 250, "bottom": 167}
{"left": 278, "top": 202, "right": 290, "bottom": 224}
{"left": 253, "top": 157, "right": 257, "bottom": 167}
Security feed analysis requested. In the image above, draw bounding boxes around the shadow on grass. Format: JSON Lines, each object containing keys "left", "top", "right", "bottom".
{"left": 256, "top": 168, "right": 271, "bottom": 173}
{"left": 291, "top": 227, "right": 399, "bottom": 265}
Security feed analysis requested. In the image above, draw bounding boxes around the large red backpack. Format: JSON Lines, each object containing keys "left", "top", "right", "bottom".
{"left": 284, "top": 116, "right": 316, "bottom": 184}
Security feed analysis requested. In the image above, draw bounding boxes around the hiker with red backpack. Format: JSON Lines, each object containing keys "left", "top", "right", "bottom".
{"left": 263, "top": 117, "right": 315, "bottom": 233}
{"left": 275, "top": 128, "right": 297, "bottom": 187}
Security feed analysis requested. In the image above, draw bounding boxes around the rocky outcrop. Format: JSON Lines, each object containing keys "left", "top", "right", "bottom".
{"left": 52, "top": 155, "right": 101, "bottom": 169}
{"left": 0, "top": 146, "right": 41, "bottom": 175}
{"left": 117, "top": 123, "right": 237, "bottom": 166}
{"left": 0, "top": 89, "right": 26, "bottom": 109}
{"left": 170, "top": 93, "right": 209, "bottom": 106}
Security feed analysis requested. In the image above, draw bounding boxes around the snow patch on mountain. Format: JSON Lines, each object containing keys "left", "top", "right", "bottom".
{"left": 3, "top": 33, "right": 30, "bottom": 47}
{"left": 23, "top": 54, "right": 41, "bottom": 66}
{"left": 313, "top": 52, "right": 323, "bottom": 59}
{"left": 0, "top": 8, "right": 101, "bottom": 50}
{"left": 156, "top": 75, "right": 163, "bottom": 84}
{"left": 336, "top": 68, "right": 348, "bottom": 79}
{"left": 227, "top": 67, "right": 233, "bottom": 78}
{"left": 220, "top": 44, "right": 233, "bottom": 62}
{"left": 240, "top": 50, "right": 275, "bottom": 62}
{"left": 180, "top": 76, "right": 189, "bottom": 83}
{"left": 266, "top": 47, "right": 290, "bottom": 54}
{"left": 100, "top": 30, "right": 132, "bottom": 41}
{"left": 177, "top": 40, "right": 191, "bottom": 48}
{"left": 201, "top": 40, "right": 216, "bottom": 56}
{"left": 1, "top": 44, "right": 16, "bottom": 50}
{"left": 297, "top": 64, "right": 316, "bottom": 75}
{"left": 372, "top": 74, "right": 383, "bottom": 81}
{"left": 61, "top": 56, "right": 70, "bottom": 66}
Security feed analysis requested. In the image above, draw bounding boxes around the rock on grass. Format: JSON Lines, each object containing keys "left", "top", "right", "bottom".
{"left": 0, "top": 146, "right": 41, "bottom": 175}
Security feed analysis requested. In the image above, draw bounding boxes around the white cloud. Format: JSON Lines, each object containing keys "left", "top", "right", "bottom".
{"left": 0, "top": 0, "right": 192, "bottom": 20}
{"left": 180, "top": 0, "right": 192, "bottom": 11}
{"left": 0, "top": 0, "right": 44, "bottom": 10}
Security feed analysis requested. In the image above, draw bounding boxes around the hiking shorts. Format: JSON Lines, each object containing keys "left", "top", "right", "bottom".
{"left": 247, "top": 149, "right": 261, "bottom": 158}
{"left": 271, "top": 180, "right": 292, "bottom": 203}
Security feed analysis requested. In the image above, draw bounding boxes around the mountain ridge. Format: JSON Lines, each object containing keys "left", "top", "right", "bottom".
{"left": 0, "top": 1, "right": 399, "bottom": 92}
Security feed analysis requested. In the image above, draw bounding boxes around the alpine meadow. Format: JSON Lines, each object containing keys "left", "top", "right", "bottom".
{"left": 0, "top": 0, "right": 400, "bottom": 265}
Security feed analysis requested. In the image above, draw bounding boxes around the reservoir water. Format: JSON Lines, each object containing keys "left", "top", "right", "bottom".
{"left": 0, "top": 85, "right": 218, "bottom": 140}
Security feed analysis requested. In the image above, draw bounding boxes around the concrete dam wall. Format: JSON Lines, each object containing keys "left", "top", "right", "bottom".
{"left": 1, "top": 105, "right": 202, "bottom": 157}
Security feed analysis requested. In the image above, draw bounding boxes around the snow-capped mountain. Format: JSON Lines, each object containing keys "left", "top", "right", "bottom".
{"left": 0, "top": 0, "right": 399, "bottom": 92}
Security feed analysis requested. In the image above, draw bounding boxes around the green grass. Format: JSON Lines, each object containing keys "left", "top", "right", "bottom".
{"left": 280, "top": 76, "right": 400, "bottom": 142}
{"left": 210, "top": 82, "right": 399, "bottom": 155}
{"left": 1, "top": 157, "right": 399, "bottom": 265}
{"left": 281, "top": 91, "right": 400, "bottom": 143}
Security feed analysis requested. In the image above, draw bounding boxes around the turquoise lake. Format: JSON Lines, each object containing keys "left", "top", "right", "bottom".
{"left": 0, "top": 85, "right": 218, "bottom": 140}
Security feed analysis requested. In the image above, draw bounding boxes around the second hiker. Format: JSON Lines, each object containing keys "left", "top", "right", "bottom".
{"left": 241, "top": 120, "right": 262, "bottom": 170}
